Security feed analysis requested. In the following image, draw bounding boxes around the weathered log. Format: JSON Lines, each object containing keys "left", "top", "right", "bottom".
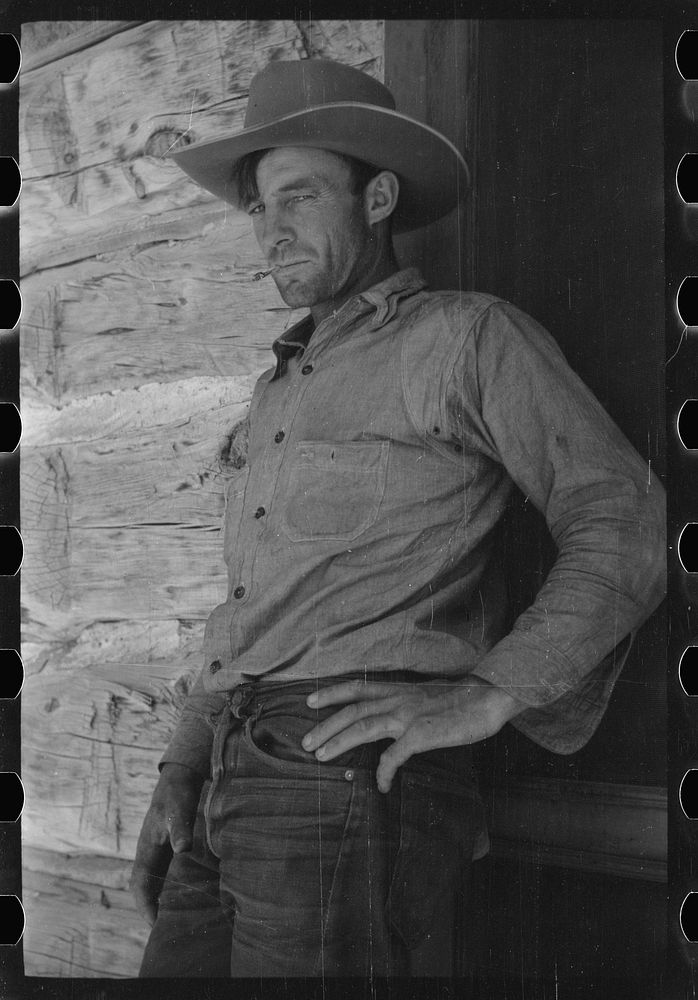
{"left": 21, "top": 380, "right": 250, "bottom": 637}
{"left": 22, "top": 654, "right": 202, "bottom": 857}
{"left": 22, "top": 617, "right": 207, "bottom": 678}
{"left": 22, "top": 846, "right": 147, "bottom": 977}
{"left": 23, "top": 520, "right": 229, "bottom": 633}
{"left": 20, "top": 224, "right": 305, "bottom": 403}
{"left": 23, "top": 426, "right": 233, "bottom": 530}
{"left": 20, "top": 21, "right": 299, "bottom": 181}
{"left": 21, "top": 22, "right": 146, "bottom": 73}
{"left": 22, "top": 375, "right": 255, "bottom": 445}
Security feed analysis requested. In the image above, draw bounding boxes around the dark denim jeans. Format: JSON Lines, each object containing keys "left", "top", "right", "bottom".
{"left": 140, "top": 677, "right": 485, "bottom": 977}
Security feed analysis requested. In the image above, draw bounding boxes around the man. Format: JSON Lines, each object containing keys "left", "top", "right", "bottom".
{"left": 131, "top": 58, "right": 665, "bottom": 977}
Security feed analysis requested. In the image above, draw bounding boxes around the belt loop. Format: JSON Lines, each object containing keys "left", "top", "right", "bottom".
{"left": 227, "top": 681, "right": 256, "bottom": 719}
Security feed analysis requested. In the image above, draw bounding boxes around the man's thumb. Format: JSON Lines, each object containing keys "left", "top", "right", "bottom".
{"left": 168, "top": 813, "right": 194, "bottom": 854}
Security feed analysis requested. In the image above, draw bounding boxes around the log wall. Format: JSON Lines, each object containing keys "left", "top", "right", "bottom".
{"left": 20, "top": 19, "right": 384, "bottom": 978}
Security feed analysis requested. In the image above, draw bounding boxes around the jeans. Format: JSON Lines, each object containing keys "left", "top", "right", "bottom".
{"left": 139, "top": 676, "right": 486, "bottom": 977}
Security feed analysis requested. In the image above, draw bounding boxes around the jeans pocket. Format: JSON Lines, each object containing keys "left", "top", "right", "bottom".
{"left": 385, "top": 765, "right": 485, "bottom": 950}
{"left": 242, "top": 715, "right": 368, "bottom": 780}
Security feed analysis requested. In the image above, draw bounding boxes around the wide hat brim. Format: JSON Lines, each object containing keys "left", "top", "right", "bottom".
{"left": 171, "top": 102, "right": 471, "bottom": 234}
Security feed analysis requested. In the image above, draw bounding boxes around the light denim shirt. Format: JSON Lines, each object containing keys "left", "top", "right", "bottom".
{"left": 163, "top": 268, "right": 665, "bottom": 776}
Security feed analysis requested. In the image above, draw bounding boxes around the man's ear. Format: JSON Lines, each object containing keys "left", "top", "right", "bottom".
{"left": 364, "top": 170, "right": 399, "bottom": 226}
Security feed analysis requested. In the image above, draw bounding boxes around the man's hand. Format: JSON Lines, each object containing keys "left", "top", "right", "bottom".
{"left": 129, "top": 762, "right": 204, "bottom": 927}
{"left": 302, "top": 676, "right": 524, "bottom": 793}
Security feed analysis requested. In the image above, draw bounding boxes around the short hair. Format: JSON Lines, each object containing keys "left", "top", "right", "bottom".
{"left": 232, "top": 147, "right": 384, "bottom": 210}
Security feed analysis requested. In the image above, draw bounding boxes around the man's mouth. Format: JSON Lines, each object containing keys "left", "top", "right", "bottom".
{"left": 274, "top": 260, "right": 309, "bottom": 271}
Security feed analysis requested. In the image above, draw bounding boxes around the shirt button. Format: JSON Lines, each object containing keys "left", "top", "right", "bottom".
{"left": 233, "top": 585, "right": 245, "bottom": 599}
{"left": 254, "top": 506, "right": 266, "bottom": 519}
{"left": 301, "top": 364, "right": 314, "bottom": 375}
{"left": 274, "top": 430, "right": 285, "bottom": 443}
{"left": 209, "top": 659, "right": 222, "bottom": 674}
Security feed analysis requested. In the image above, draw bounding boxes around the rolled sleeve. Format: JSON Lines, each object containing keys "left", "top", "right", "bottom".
{"left": 447, "top": 301, "right": 665, "bottom": 744}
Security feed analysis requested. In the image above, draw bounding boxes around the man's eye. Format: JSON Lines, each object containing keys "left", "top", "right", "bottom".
{"left": 291, "top": 194, "right": 313, "bottom": 203}
{"left": 248, "top": 204, "right": 264, "bottom": 216}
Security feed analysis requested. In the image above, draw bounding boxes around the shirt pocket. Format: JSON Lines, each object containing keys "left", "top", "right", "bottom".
{"left": 281, "top": 439, "right": 389, "bottom": 542}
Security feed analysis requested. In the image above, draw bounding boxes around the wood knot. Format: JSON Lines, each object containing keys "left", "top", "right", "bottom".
{"left": 145, "top": 128, "right": 195, "bottom": 160}
{"left": 220, "top": 418, "right": 249, "bottom": 471}
{"left": 174, "top": 674, "right": 192, "bottom": 700}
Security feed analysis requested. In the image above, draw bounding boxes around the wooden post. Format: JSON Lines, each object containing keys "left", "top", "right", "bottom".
{"left": 385, "top": 19, "right": 479, "bottom": 292}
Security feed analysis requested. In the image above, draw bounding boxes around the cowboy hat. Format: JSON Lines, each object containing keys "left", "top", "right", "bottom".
{"left": 171, "top": 58, "right": 471, "bottom": 233}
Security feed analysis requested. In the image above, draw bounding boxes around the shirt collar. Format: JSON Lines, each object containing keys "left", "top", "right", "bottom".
{"left": 358, "top": 267, "right": 428, "bottom": 330}
{"left": 270, "top": 268, "right": 427, "bottom": 377}
{"left": 272, "top": 312, "right": 315, "bottom": 367}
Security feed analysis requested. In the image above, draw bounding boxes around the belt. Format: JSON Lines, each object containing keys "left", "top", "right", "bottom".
{"left": 222, "top": 671, "right": 476, "bottom": 780}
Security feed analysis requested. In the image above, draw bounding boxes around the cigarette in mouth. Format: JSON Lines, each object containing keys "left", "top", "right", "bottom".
{"left": 253, "top": 268, "right": 278, "bottom": 281}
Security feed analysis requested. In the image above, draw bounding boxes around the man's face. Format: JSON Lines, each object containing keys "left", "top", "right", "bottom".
{"left": 248, "top": 147, "right": 375, "bottom": 317}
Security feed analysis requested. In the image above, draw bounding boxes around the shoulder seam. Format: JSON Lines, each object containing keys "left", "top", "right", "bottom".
{"left": 399, "top": 294, "right": 496, "bottom": 462}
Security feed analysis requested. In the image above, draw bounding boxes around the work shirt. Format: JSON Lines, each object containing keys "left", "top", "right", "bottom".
{"left": 162, "top": 268, "right": 665, "bottom": 778}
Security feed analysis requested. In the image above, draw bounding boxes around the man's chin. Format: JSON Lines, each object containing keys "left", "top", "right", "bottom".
{"left": 273, "top": 278, "right": 317, "bottom": 309}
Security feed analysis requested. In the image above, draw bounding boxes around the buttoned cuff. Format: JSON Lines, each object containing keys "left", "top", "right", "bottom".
{"left": 470, "top": 630, "right": 587, "bottom": 708}
{"left": 159, "top": 742, "right": 213, "bottom": 779}
{"left": 471, "top": 632, "right": 634, "bottom": 753}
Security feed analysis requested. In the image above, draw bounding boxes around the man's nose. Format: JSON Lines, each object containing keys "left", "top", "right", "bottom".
{"left": 258, "top": 205, "right": 294, "bottom": 252}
